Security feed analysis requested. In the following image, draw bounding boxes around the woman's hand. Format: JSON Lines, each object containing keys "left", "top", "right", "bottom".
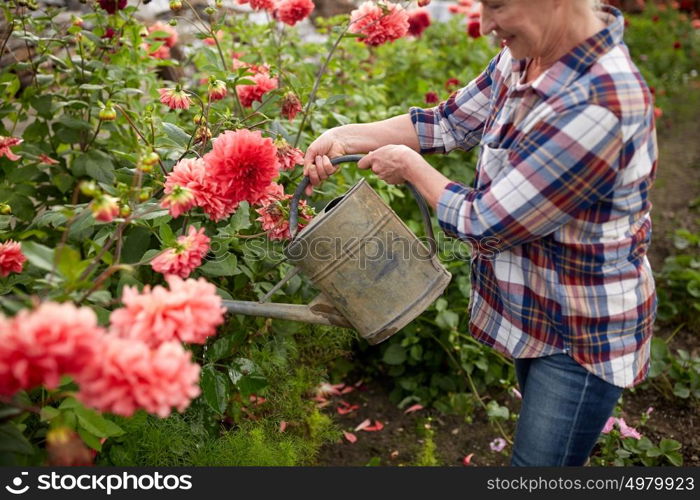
{"left": 357, "top": 144, "right": 423, "bottom": 185}
{"left": 303, "top": 128, "right": 348, "bottom": 195}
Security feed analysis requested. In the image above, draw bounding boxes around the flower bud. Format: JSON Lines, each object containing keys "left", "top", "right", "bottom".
{"left": 79, "top": 180, "right": 100, "bottom": 197}
{"left": 0, "top": 203, "right": 11, "bottom": 215}
{"left": 169, "top": 19, "right": 178, "bottom": 27}
{"left": 137, "top": 161, "right": 154, "bottom": 173}
{"left": 169, "top": 0, "right": 182, "bottom": 11}
{"left": 98, "top": 103, "right": 117, "bottom": 121}
{"left": 119, "top": 205, "right": 131, "bottom": 218}
{"left": 139, "top": 188, "right": 152, "bottom": 202}
{"left": 204, "top": 6, "right": 215, "bottom": 15}
{"left": 194, "top": 126, "right": 212, "bottom": 144}
{"left": 143, "top": 151, "right": 160, "bottom": 166}
{"left": 72, "top": 16, "right": 84, "bottom": 28}
{"left": 91, "top": 195, "right": 119, "bottom": 222}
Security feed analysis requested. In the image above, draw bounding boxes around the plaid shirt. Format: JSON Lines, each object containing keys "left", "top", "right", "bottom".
{"left": 409, "top": 6, "right": 657, "bottom": 388}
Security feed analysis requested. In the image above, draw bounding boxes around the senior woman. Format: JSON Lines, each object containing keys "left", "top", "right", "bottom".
{"left": 303, "top": 0, "right": 657, "bottom": 466}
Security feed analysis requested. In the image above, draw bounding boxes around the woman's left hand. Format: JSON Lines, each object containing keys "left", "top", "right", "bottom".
{"left": 357, "top": 144, "right": 422, "bottom": 185}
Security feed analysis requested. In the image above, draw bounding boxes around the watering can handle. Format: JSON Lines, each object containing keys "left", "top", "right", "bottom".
{"left": 289, "top": 154, "right": 438, "bottom": 258}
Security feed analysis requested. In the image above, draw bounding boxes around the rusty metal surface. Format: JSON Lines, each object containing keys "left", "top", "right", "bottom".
{"left": 223, "top": 297, "right": 352, "bottom": 329}
{"left": 285, "top": 179, "right": 451, "bottom": 343}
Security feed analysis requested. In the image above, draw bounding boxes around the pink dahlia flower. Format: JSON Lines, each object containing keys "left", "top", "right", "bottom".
{"left": 151, "top": 226, "right": 211, "bottom": 278}
{"left": 255, "top": 184, "right": 313, "bottom": 240}
{"left": 275, "top": 0, "right": 315, "bottom": 26}
{"left": 0, "top": 136, "right": 23, "bottom": 161}
{"left": 0, "top": 303, "right": 105, "bottom": 396}
{"left": 236, "top": 72, "right": 278, "bottom": 108}
{"left": 281, "top": 91, "right": 303, "bottom": 121}
{"left": 349, "top": 1, "right": 409, "bottom": 47}
{"left": 158, "top": 88, "right": 191, "bottom": 110}
{"left": 90, "top": 195, "right": 119, "bottom": 222}
{"left": 77, "top": 337, "right": 201, "bottom": 418}
{"left": 148, "top": 21, "right": 178, "bottom": 48}
{"left": 110, "top": 275, "right": 225, "bottom": 347}
{"left": 203, "top": 129, "right": 280, "bottom": 205}
{"left": 0, "top": 240, "right": 26, "bottom": 277}
{"left": 162, "top": 157, "right": 239, "bottom": 221}
{"left": 237, "top": 0, "right": 276, "bottom": 10}
{"left": 160, "top": 184, "right": 196, "bottom": 218}
{"left": 275, "top": 140, "right": 304, "bottom": 171}
{"left": 208, "top": 79, "right": 228, "bottom": 101}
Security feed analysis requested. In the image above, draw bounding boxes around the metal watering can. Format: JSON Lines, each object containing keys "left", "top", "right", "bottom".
{"left": 223, "top": 155, "right": 452, "bottom": 345}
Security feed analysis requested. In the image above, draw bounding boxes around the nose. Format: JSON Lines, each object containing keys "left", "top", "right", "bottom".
{"left": 480, "top": 8, "right": 497, "bottom": 36}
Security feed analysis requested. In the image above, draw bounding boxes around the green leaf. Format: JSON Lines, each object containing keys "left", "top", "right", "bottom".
{"left": 56, "top": 246, "right": 89, "bottom": 283}
{"left": 159, "top": 223, "right": 176, "bottom": 246}
{"left": 121, "top": 226, "right": 153, "bottom": 264}
{"left": 225, "top": 202, "right": 252, "bottom": 233}
{"left": 673, "top": 383, "right": 690, "bottom": 399}
{"left": 79, "top": 84, "right": 106, "bottom": 91}
{"left": 206, "top": 336, "right": 234, "bottom": 363}
{"left": 436, "top": 310, "right": 459, "bottom": 330}
{"left": 486, "top": 400, "right": 510, "bottom": 420}
{"left": 52, "top": 173, "right": 75, "bottom": 193}
{"left": 659, "top": 438, "right": 682, "bottom": 453}
{"left": 74, "top": 405, "right": 125, "bottom": 438}
{"left": 7, "top": 194, "right": 34, "bottom": 221}
{"left": 162, "top": 122, "right": 191, "bottom": 147}
{"left": 665, "top": 451, "right": 683, "bottom": 466}
{"left": 30, "top": 94, "right": 53, "bottom": 119}
{"left": 40, "top": 406, "right": 60, "bottom": 422}
{"left": 200, "top": 254, "right": 239, "bottom": 277}
{"left": 383, "top": 344, "right": 406, "bottom": 365}
{"left": 238, "top": 375, "right": 268, "bottom": 397}
{"left": 20, "top": 240, "right": 55, "bottom": 271}
{"left": 0, "top": 423, "right": 33, "bottom": 455}
{"left": 73, "top": 150, "right": 115, "bottom": 184}
{"left": 201, "top": 365, "right": 229, "bottom": 414}
{"left": 77, "top": 427, "right": 103, "bottom": 452}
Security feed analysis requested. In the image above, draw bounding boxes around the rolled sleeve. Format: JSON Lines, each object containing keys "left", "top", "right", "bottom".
{"left": 409, "top": 52, "right": 502, "bottom": 155}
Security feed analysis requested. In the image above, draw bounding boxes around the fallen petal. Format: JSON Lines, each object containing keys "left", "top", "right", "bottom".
{"left": 462, "top": 453, "right": 475, "bottom": 466}
{"left": 404, "top": 404, "right": 424, "bottom": 414}
{"left": 363, "top": 420, "right": 384, "bottom": 432}
{"left": 279, "top": 421, "right": 287, "bottom": 433}
{"left": 337, "top": 401, "right": 360, "bottom": 415}
{"left": 343, "top": 431, "right": 357, "bottom": 444}
{"left": 355, "top": 419, "right": 371, "bottom": 432}
{"left": 390, "top": 450, "right": 399, "bottom": 459}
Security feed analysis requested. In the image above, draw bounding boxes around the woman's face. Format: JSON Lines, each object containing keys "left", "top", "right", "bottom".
{"left": 479, "top": 0, "right": 560, "bottom": 60}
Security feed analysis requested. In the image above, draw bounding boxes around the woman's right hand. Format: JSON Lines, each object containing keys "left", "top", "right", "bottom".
{"left": 303, "top": 128, "right": 349, "bottom": 196}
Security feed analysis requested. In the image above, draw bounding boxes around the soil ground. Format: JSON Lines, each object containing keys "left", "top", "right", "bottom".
{"left": 315, "top": 85, "right": 700, "bottom": 467}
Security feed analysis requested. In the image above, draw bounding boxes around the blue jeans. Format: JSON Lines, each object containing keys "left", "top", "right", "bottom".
{"left": 510, "top": 353, "right": 623, "bottom": 466}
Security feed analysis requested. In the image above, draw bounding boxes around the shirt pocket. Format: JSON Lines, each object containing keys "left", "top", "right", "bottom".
{"left": 477, "top": 143, "right": 510, "bottom": 189}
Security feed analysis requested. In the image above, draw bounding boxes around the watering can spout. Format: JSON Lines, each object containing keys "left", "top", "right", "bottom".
{"left": 223, "top": 294, "right": 353, "bottom": 329}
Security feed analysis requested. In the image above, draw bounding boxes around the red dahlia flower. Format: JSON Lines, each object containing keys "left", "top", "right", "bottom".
{"left": 98, "top": 0, "right": 127, "bottom": 14}
{"left": 408, "top": 8, "right": 431, "bottom": 38}
{"left": 203, "top": 129, "right": 280, "bottom": 205}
